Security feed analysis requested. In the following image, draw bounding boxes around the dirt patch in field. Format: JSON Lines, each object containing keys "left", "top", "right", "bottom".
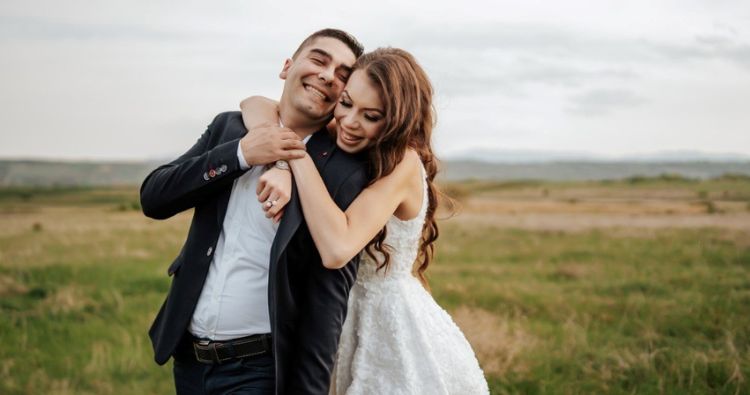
{"left": 553, "top": 263, "right": 592, "bottom": 280}
{"left": 467, "top": 196, "right": 709, "bottom": 215}
{"left": 443, "top": 192, "right": 750, "bottom": 233}
{"left": 707, "top": 229, "right": 750, "bottom": 249}
{"left": 451, "top": 306, "right": 537, "bottom": 377}
{"left": 0, "top": 206, "right": 191, "bottom": 237}
{"left": 448, "top": 212, "right": 750, "bottom": 232}
{"left": 0, "top": 275, "right": 28, "bottom": 297}
{"left": 473, "top": 186, "right": 702, "bottom": 201}
{"left": 41, "top": 286, "right": 97, "bottom": 314}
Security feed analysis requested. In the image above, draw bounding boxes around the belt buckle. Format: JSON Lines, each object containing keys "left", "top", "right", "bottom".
{"left": 194, "top": 339, "right": 223, "bottom": 364}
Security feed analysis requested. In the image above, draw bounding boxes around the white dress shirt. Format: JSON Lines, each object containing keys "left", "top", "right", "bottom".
{"left": 189, "top": 137, "right": 308, "bottom": 340}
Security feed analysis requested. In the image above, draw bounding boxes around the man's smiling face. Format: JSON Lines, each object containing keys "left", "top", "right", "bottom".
{"left": 279, "top": 37, "right": 356, "bottom": 125}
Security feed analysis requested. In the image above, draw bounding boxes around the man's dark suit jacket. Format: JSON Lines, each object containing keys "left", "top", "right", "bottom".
{"left": 140, "top": 111, "right": 369, "bottom": 394}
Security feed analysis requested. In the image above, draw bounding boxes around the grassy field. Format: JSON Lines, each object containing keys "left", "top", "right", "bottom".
{"left": 0, "top": 177, "right": 749, "bottom": 394}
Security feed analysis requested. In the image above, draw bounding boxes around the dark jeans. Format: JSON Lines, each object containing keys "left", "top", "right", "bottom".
{"left": 173, "top": 336, "right": 275, "bottom": 395}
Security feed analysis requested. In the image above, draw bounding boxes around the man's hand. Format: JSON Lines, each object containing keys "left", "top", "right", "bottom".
{"left": 240, "top": 126, "right": 306, "bottom": 166}
{"left": 256, "top": 166, "right": 292, "bottom": 223}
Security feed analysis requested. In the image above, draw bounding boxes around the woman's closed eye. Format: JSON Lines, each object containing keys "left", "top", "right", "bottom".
{"left": 337, "top": 72, "right": 350, "bottom": 83}
{"left": 364, "top": 113, "right": 382, "bottom": 122}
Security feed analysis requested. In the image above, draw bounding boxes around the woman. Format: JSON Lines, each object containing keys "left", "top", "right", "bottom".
{"left": 241, "top": 48, "right": 489, "bottom": 394}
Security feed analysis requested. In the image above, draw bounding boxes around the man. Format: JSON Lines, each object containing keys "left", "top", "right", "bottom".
{"left": 141, "top": 29, "right": 368, "bottom": 394}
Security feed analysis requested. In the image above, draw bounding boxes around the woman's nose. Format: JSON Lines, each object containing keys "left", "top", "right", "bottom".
{"left": 341, "top": 112, "right": 358, "bottom": 129}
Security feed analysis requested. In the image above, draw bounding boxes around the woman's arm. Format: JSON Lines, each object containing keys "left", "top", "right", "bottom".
{"left": 291, "top": 150, "right": 422, "bottom": 269}
{"left": 240, "top": 96, "right": 280, "bottom": 130}
{"left": 240, "top": 96, "right": 295, "bottom": 222}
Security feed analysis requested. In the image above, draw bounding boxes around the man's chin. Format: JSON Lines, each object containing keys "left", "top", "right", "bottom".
{"left": 300, "top": 105, "right": 334, "bottom": 122}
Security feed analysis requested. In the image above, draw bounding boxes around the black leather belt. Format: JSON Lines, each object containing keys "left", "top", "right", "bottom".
{"left": 191, "top": 333, "right": 272, "bottom": 364}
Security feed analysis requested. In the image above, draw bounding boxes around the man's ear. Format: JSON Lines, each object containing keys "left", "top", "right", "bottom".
{"left": 279, "top": 58, "right": 292, "bottom": 80}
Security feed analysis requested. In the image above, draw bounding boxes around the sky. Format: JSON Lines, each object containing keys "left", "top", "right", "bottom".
{"left": 0, "top": 0, "right": 749, "bottom": 161}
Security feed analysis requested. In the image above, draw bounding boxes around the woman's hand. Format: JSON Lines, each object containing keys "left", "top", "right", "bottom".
{"left": 256, "top": 166, "right": 292, "bottom": 223}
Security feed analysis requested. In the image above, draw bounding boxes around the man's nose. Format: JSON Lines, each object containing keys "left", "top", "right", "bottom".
{"left": 318, "top": 66, "right": 335, "bottom": 85}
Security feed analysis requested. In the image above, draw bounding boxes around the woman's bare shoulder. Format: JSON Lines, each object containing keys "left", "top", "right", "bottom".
{"left": 398, "top": 149, "right": 423, "bottom": 176}
{"left": 370, "top": 149, "right": 422, "bottom": 189}
{"left": 385, "top": 149, "right": 423, "bottom": 189}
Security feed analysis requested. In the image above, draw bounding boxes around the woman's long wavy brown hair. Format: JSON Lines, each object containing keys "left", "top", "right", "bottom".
{"left": 353, "top": 48, "right": 440, "bottom": 287}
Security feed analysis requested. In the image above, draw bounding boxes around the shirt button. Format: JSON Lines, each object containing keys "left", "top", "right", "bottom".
{"left": 206, "top": 247, "right": 213, "bottom": 256}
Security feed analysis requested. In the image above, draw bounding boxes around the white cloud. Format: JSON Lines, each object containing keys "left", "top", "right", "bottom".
{"left": 0, "top": 0, "right": 749, "bottom": 159}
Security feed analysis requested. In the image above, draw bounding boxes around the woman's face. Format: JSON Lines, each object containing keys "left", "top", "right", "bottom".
{"left": 334, "top": 70, "right": 386, "bottom": 154}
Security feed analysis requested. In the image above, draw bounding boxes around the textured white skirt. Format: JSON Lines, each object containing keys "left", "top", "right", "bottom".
{"left": 331, "top": 273, "right": 489, "bottom": 395}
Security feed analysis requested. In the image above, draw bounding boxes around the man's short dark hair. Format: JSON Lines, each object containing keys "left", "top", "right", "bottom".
{"left": 293, "top": 28, "right": 364, "bottom": 59}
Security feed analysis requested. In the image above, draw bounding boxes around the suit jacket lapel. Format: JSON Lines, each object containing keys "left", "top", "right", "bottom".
{"left": 270, "top": 130, "right": 336, "bottom": 260}
{"left": 307, "top": 129, "right": 336, "bottom": 171}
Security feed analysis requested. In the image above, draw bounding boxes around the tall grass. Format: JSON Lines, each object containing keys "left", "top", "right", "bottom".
{"left": 1, "top": 184, "right": 748, "bottom": 394}
{"left": 433, "top": 224, "right": 749, "bottom": 394}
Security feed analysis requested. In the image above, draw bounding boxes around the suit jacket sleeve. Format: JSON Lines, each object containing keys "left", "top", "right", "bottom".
{"left": 140, "top": 112, "right": 245, "bottom": 219}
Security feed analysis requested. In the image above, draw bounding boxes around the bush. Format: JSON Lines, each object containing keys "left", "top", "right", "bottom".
{"left": 439, "top": 183, "right": 471, "bottom": 203}
{"left": 713, "top": 173, "right": 750, "bottom": 182}
{"left": 701, "top": 200, "right": 719, "bottom": 214}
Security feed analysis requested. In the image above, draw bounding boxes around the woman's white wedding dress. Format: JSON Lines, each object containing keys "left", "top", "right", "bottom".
{"left": 332, "top": 165, "right": 489, "bottom": 395}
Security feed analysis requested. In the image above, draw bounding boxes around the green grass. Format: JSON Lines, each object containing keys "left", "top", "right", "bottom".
{"left": 0, "top": 190, "right": 179, "bottom": 395}
{"left": 444, "top": 174, "right": 750, "bottom": 201}
{"left": 0, "top": 242, "right": 175, "bottom": 394}
{"left": 431, "top": 224, "right": 750, "bottom": 394}
{"left": 0, "top": 264, "right": 171, "bottom": 394}
{"left": 1, "top": 186, "right": 749, "bottom": 394}
{"left": 0, "top": 186, "right": 140, "bottom": 209}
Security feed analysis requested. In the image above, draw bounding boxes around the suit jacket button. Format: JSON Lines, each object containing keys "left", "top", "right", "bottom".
{"left": 206, "top": 247, "right": 213, "bottom": 256}
{"left": 209, "top": 169, "right": 216, "bottom": 178}
{"left": 220, "top": 164, "right": 228, "bottom": 172}
{"left": 203, "top": 172, "right": 209, "bottom": 181}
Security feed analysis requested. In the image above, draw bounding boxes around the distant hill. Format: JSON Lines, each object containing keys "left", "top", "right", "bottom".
{"left": 0, "top": 160, "right": 158, "bottom": 187}
{"left": 2, "top": 157, "right": 750, "bottom": 186}
{"left": 439, "top": 160, "right": 750, "bottom": 181}
{"left": 444, "top": 149, "right": 750, "bottom": 164}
